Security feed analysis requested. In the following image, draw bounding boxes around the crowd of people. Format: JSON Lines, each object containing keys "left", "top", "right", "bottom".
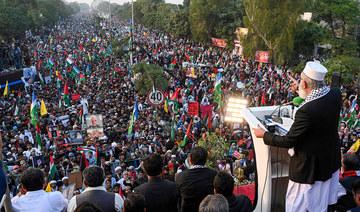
{"left": 1, "top": 10, "right": 360, "bottom": 212}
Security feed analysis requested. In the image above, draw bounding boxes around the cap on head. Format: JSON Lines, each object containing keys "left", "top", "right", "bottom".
{"left": 303, "top": 62, "right": 327, "bottom": 81}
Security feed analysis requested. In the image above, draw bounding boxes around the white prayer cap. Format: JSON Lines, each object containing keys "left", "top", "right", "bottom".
{"left": 303, "top": 61, "right": 327, "bottom": 81}
{"left": 115, "top": 166, "right": 122, "bottom": 172}
{"left": 50, "top": 180, "right": 57, "bottom": 184}
{"left": 62, "top": 177, "right": 68, "bottom": 181}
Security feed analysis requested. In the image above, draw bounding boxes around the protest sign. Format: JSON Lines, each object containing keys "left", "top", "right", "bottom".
{"left": 188, "top": 102, "right": 199, "bottom": 116}
{"left": 70, "top": 130, "right": 83, "bottom": 145}
{"left": 86, "top": 114, "right": 104, "bottom": 138}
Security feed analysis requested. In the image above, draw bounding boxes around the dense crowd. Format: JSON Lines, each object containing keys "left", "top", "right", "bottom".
{"left": 1, "top": 11, "right": 360, "bottom": 212}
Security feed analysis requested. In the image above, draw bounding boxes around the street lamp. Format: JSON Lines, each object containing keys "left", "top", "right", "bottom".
{"left": 224, "top": 97, "right": 248, "bottom": 123}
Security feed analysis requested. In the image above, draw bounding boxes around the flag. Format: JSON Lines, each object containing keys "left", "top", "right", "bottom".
{"left": 79, "top": 73, "right": 85, "bottom": 84}
{"left": 30, "top": 91, "right": 39, "bottom": 126}
{"left": 170, "top": 120, "right": 175, "bottom": 142}
{"left": 170, "top": 87, "right": 180, "bottom": 100}
{"left": 70, "top": 66, "right": 80, "bottom": 78}
{"left": 59, "top": 98, "right": 62, "bottom": 110}
{"left": 78, "top": 107, "right": 83, "bottom": 121}
{"left": 49, "top": 155, "right": 57, "bottom": 179}
{"left": 80, "top": 151, "right": 89, "bottom": 171}
{"left": 3, "top": 80, "right": 9, "bottom": 97}
{"left": 119, "top": 187, "right": 124, "bottom": 199}
{"left": 63, "top": 81, "right": 70, "bottom": 107}
{"left": 45, "top": 183, "right": 52, "bottom": 192}
{"left": 39, "top": 73, "right": 44, "bottom": 85}
{"left": 261, "top": 93, "right": 266, "bottom": 106}
{"left": 86, "top": 64, "right": 90, "bottom": 76}
{"left": 95, "top": 148, "right": 98, "bottom": 165}
{"left": 97, "top": 78, "right": 102, "bottom": 90}
{"left": 45, "top": 58, "right": 54, "bottom": 68}
{"left": 36, "top": 123, "right": 42, "bottom": 151}
{"left": 66, "top": 58, "right": 73, "bottom": 67}
{"left": 40, "top": 99, "right": 48, "bottom": 116}
{"left": 79, "top": 44, "right": 84, "bottom": 51}
{"left": 180, "top": 120, "right": 192, "bottom": 147}
{"left": 164, "top": 100, "right": 168, "bottom": 113}
{"left": 88, "top": 52, "right": 92, "bottom": 61}
{"left": 214, "top": 72, "right": 222, "bottom": 106}
{"left": 128, "top": 101, "right": 138, "bottom": 136}
{"left": 347, "top": 98, "right": 357, "bottom": 127}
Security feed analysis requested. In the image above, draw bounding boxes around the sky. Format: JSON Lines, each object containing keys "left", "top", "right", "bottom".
{"left": 65, "top": 0, "right": 183, "bottom": 6}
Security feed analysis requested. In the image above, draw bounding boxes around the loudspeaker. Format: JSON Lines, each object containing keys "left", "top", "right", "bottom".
{"left": 331, "top": 72, "right": 341, "bottom": 88}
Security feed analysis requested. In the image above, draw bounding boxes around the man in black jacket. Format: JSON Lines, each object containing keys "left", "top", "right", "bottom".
{"left": 175, "top": 146, "right": 218, "bottom": 212}
{"left": 134, "top": 153, "right": 178, "bottom": 212}
{"left": 214, "top": 172, "right": 253, "bottom": 212}
{"left": 253, "top": 62, "right": 342, "bottom": 211}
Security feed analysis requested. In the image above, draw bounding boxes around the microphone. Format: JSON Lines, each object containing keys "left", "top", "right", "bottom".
{"left": 283, "top": 97, "right": 304, "bottom": 106}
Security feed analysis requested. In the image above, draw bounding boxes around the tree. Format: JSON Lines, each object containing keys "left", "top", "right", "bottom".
{"left": 133, "top": 62, "right": 169, "bottom": 95}
{"left": 198, "top": 133, "right": 230, "bottom": 169}
{"left": 242, "top": 0, "right": 306, "bottom": 64}
{"left": 169, "top": 9, "right": 191, "bottom": 38}
{"left": 0, "top": 2, "right": 31, "bottom": 39}
{"left": 313, "top": 0, "right": 360, "bottom": 57}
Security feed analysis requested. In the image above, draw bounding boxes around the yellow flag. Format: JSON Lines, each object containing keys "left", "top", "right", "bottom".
{"left": 40, "top": 99, "right": 48, "bottom": 116}
{"left": 45, "top": 183, "right": 52, "bottom": 192}
{"left": 56, "top": 70, "right": 59, "bottom": 76}
{"left": 92, "top": 38, "right": 96, "bottom": 42}
{"left": 191, "top": 67, "right": 195, "bottom": 75}
{"left": 143, "top": 32, "right": 146, "bottom": 36}
{"left": 3, "top": 80, "right": 9, "bottom": 97}
{"left": 164, "top": 101, "right": 168, "bottom": 113}
{"left": 88, "top": 52, "right": 92, "bottom": 61}
{"left": 50, "top": 38, "right": 52, "bottom": 44}
{"left": 242, "top": 54, "right": 245, "bottom": 61}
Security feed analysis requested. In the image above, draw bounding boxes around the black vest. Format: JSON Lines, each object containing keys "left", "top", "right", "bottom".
{"left": 76, "top": 189, "right": 116, "bottom": 212}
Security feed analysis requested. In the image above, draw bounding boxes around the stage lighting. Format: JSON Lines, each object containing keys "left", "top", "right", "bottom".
{"left": 224, "top": 97, "right": 248, "bottom": 123}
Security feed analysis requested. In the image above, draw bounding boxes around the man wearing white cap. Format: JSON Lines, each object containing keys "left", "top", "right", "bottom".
{"left": 253, "top": 61, "right": 342, "bottom": 211}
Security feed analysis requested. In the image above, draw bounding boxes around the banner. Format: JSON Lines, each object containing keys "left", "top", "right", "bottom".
{"left": 47, "top": 125, "right": 59, "bottom": 139}
{"left": 70, "top": 130, "right": 83, "bottom": 145}
{"left": 86, "top": 114, "right": 104, "bottom": 138}
{"left": 188, "top": 102, "right": 199, "bottom": 116}
{"left": 200, "top": 105, "right": 212, "bottom": 118}
{"left": 255, "top": 51, "right": 269, "bottom": 63}
{"left": 210, "top": 37, "right": 227, "bottom": 48}
{"left": 71, "top": 94, "right": 80, "bottom": 101}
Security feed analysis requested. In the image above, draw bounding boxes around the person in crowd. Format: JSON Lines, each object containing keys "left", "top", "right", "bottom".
{"left": 213, "top": 172, "right": 252, "bottom": 212}
{"left": 176, "top": 146, "right": 218, "bottom": 212}
{"left": 134, "top": 153, "right": 178, "bottom": 212}
{"left": 11, "top": 168, "right": 68, "bottom": 212}
{"left": 73, "top": 201, "right": 103, "bottom": 212}
{"left": 68, "top": 166, "right": 124, "bottom": 212}
{"left": 123, "top": 192, "right": 146, "bottom": 212}
{"left": 199, "top": 194, "right": 229, "bottom": 212}
{"left": 253, "top": 62, "right": 342, "bottom": 211}
{"left": 335, "top": 153, "right": 360, "bottom": 211}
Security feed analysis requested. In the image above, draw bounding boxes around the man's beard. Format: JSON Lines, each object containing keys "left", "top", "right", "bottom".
{"left": 299, "top": 84, "right": 308, "bottom": 99}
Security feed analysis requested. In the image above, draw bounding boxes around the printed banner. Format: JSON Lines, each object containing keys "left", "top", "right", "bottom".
{"left": 200, "top": 105, "right": 212, "bottom": 118}
{"left": 71, "top": 94, "right": 80, "bottom": 101}
{"left": 70, "top": 130, "right": 83, "bottom": 145}
{"left": 210, "top": 37, "right": 227, "bottom": 48}
{"left": 188, "top": 102, "right": 199, "bottom": 116}
{"left": 86, "top": 114, "right": 104, "bottom": 138}
{"left": 255, "top": 51, "right": 269, "bottom": 63}
{"left": 47, "top": 125, "right": 59, "bottom": 139}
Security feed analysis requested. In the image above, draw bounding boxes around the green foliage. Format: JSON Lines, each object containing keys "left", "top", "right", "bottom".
{"left": 293, "top": 21, "right": 326, "bottom": 59}
{"left": 243, "top": 0, "right": 306, "bottom": 64}
{"left": 322, "top": 57, "right": 357, "bottom": 85}
{"left": 169, "top": 9, "right": 191, "bottom": 38}
{"left": 198, "top": 133, "right": 230, "bottom": 169}
{"left": 111, "top": 36, "right": 130, "bottom": 58}
{"left": 313, "top": 0, "right": 360, "bottom": 57}
{"left": 0, "top": 0, "right": 77, "bottom": 40}
{"left": 133, "top": 62, "right": 169, "bottom": 95}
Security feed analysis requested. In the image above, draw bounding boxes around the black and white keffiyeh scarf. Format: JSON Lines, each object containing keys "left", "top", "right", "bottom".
{"left": 298, "top": 86, "right": 330, "bottom": 109}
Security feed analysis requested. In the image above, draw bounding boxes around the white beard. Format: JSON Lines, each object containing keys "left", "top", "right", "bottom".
{"left": 299, "top": 85, "right": 308, "bottom": 99}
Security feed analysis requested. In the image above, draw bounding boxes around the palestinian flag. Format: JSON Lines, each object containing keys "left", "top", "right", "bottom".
{"left": 36, "top": 123, "right": 42, "bottom": 151}
{"left": 34, "top": 50, "right": 37, "bottom": 59}
{"left": 66, "top": 58, "right": 73, "bottom": 68}
{"left": 169, "top": 59, "right": 176, "bottom": 69}
{"left": 63, "top": 81, "right": 71, "bottom": 107}
{"left": 79, "top": 44, "right": 84, "bottom": 51}
{"left": 45, "top": 58, "right": 54, "bottom": 68}
{"left": 224, "top": 60, "right": 230, "bottom": 72}
{"left": 78, "top": 107, "right": 83, "bottom": 121}
{"left": 79, "top": 73, "right": 85, "bottom": 84}
{"left": 86, "top": 64, "right": 90, "bottom": 76}
{"left": 180, "top": 120, "right": 192, "bottom": 147}
{"left": 261, "top": 93, "right": 266, "bottom": 106}
{"left": 30, "top": 91, "right": 39, "bottom": 126}
{"left": 56, "top": 74, "right": 62, "bottom": 90}
{"left": 97, "top": 79, "right": 102, "bottom": 90}
{"left": 49, "top": 155, "right": 57, "bottom": 179}
{"left": 3, "top": 81, "right": 9, "bottom": 97}
{"left": 95, "top": 148, "right": 98, "bottom": 165}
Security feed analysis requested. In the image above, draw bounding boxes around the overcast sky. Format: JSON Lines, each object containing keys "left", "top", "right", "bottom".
{"left": 65, "top": 0, "right": 183, "bottom": 6}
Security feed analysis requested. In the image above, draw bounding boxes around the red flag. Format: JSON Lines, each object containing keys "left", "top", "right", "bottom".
{"left": 38, "top": 60, "right": 42, "bottom": 69}
{"left": 119, "top": 187, "right": 124, "bottom": 199}
{"left": 170, "top": 87, "right": 181, "bottom": 100}
{"left": 208, "top": 115, "right": 212, "bottom": 130}
{"left": 64, "top": 82, "right": 70, "bottom": 95}
{"left": 82, "top": 151, "right": 89, "bottom": 167}
{"left": 261, "top": 93, "right": 266, "bottom": 106}
{"left": 79, "top": 44, "right": 84, "bottom": 51}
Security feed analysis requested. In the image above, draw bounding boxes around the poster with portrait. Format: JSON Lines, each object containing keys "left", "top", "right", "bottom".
{"left": 85, "top": 114, "right": 104, "bottom": 138}
{"left": 32, "top": 155, "right": 44, "bottom": 169}
{"left": 47, "top": 125, "right": 60, "bottom": 139}
{"left": 70, "top": 130, "right": 83, "bottom": 145}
